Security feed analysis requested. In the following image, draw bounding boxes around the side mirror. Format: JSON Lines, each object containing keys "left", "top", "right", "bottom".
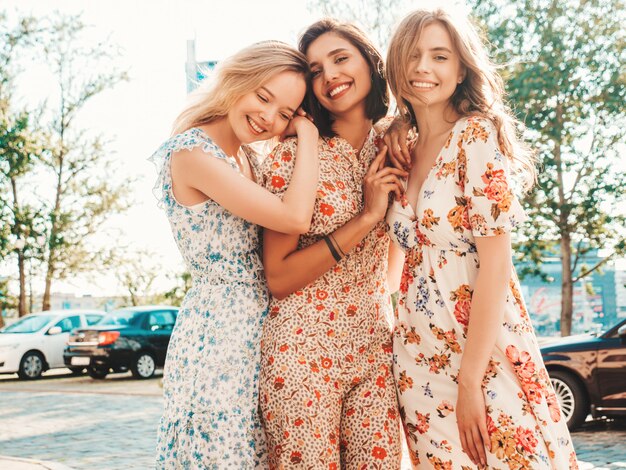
{"left": 47, "top": 326, "right": 62, "bottom": 335}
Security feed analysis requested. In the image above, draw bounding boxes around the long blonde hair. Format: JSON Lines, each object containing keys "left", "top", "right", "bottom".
{"left": 172, "top": 41, "right": 310, "bottom": 136}
{"left": 387, "top": 9, "right": 536, "bottom": 190}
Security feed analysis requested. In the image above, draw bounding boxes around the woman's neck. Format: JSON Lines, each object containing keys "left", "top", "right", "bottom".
{"left": 332, "top": 106, "right": 373, "bottom": 152}
{"left": 412, "top": 103, "right": 461, "bottom": 140}
{"left": 200, "top": 118, "right": 241, "bottom": 157}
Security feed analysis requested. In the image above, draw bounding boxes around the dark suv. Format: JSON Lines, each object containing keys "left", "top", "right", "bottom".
{"left": 64, "top": 306, "right": 179, "bottom": 379}
{"left": 541, "top": 318, "right": 626, "bottom": 429}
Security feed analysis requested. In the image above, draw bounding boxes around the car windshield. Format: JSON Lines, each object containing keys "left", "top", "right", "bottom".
{"left": 98, "top": 310, "right": 142, "bottom": 327}
{"left": 1, "top": 315, "right": 55, "bottom": 334}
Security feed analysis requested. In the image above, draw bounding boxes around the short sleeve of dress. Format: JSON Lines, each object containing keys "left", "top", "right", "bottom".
{"left": 459, "top": 117, "right": 526, "bottom": 237}
{"left": 261, "top": 137, "right": 298, "bottom": 199}
{"left": 149, "top": 128, "right": 236, "bottom": 209}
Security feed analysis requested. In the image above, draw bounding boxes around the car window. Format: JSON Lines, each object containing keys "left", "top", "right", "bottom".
{"left": 1, "top": 315, "right": 55, "bottom": 333}
{"left": 147, "top": 311, "right": 176, "bottom": 331}
{"left": 85, "top": 314, "right": 103, "bottom": 326}
{"left": 99, "top": 310, "right": 141, "bottom": 326}
{"left": 54, "top": 316, "right": 81, "bottom": 333}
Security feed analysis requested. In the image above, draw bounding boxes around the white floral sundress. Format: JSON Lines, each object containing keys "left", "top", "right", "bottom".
{"left": 151, "top": 128, "right": 268, "bottom": 469}
{"left": 386, "top": 117, "right": 578, "bottom": 469}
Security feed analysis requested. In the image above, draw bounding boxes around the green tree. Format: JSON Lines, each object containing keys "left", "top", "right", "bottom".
{"left": 115, "top": 248, "right": 164, "bottom": 307}
{"left": 162, "top": 271, "right": 192, "bottom": 307}
{"left": 0, "top": 13, "right": 46, "bottom": 316}
{"left": 39, "top": 13, "right": 130, "bottom": 310}
{"left": 0, "top": 276, "right": 17, "bottom": 328}
{"left": 471, "top": 0, "right": 626, "bottom": 335}
{"left": 307, "top": 0, "right": 411, "bottom": 50}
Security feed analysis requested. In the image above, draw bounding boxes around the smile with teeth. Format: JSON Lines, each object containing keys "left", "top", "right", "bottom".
{"left": 247, "top": 116, "right": 265, "bottom": 134}
{"left": 411, "top": 81, "right": 437, "bottom": 89}
{"left": 328, "top": 83, "right": 350, "bottom": 98}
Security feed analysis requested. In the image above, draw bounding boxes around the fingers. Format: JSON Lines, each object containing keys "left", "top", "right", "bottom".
{"left": 472, "top": 427, "right": 487, "bottom": 467}
{"left": 367, "top": 145, "right": 387, "bottom": 177}
{"left": 373, "top": 166, "right": 408, "bottom": 179}
{"left": 383, "top": 133, "right": 407, "bottom": 171}
{"left": 387, "top": 151, "right": 405, "bottom": 172}
{"left": 399, "top": 137, "right": 411, "bottom": 168}
{"left": 464, "top": 429, "right": 480, "bottom": 466}
{"left": 380, "top": 182, "right": 403, "bottom": 201}
{"left": 480, "top": 420, "right": 491, "bottom": 453}
{"left": 460, "top": 426, "right": 487, "bottom": 468}
{"left": 376, "top": 144, "right": 387, "bottom": 171}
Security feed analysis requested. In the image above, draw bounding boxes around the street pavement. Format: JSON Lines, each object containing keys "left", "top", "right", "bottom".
{"left": 0, "top": 369, "right": 625, "bottom": 469}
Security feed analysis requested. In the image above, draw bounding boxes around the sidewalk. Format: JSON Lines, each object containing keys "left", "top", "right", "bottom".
{"left": 0, "top": 456, "right": 75, "bottom": 470}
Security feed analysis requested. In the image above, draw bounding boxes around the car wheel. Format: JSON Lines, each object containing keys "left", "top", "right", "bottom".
{"left": 131, "top": 352, "right": 155, "bottom": 379}
{"left": 69, "top": 367, "right": 84, "bottom": 375}
{"left": 87, "top": 367, "right": 108, "bottom": 379}
{"left": 550, "top": 370, "right": 589, "bottom": 430}
{"left": 18, "top": 351, "right": 45, "bottom": 380}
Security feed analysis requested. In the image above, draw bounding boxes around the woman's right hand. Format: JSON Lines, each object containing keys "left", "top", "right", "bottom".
{"left": 362, "top": 145, "right": 406, "bottom": 223}
{"left": 382, "top": 117, "right": 412, "bottom": 171}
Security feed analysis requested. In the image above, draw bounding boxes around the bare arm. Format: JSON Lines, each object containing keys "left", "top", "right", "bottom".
{"left": 263, "top": 146, "right": 405, "bottom": 299}
{"left": 456, "top": 234, "right": 512, "bottom": 467}
{"left": 172, "top": 117, "right": 319, "bottom": 234}
{"left": 387, "top": 241, "right": 405, "bottom": 294}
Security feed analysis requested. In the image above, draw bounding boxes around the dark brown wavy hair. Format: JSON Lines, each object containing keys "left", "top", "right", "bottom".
{"left": 298, "top": 19, "right": 389, "bottom": 137}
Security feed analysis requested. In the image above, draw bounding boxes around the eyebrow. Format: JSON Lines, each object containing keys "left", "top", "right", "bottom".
{"left": 260, "top": 86, "right": 296, "bottom": 114}
{"left": 309, "top": 48, "right": 350, "bottom": 67}
{"left": 430, "top": 47, "right": 453, "bottom": 53}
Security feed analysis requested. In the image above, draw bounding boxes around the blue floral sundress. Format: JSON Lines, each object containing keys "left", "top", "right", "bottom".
{"left": 151, "top": 128, "right": 268, "bottom": 469}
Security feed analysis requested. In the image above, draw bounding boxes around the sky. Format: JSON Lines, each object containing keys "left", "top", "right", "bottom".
{"left": 3, "top": 0, "right": 432, "bottom": 297}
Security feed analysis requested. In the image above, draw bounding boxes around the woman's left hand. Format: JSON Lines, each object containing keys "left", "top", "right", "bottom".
{"left": 280, "top": 108, "right": 314, "bottom": 141}
{"left": 456, "top": 382, "right": 490, "bottom": 468}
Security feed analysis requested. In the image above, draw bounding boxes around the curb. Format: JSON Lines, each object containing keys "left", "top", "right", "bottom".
{"left": 0, "top": 456, "right": 76, "bottom": 470}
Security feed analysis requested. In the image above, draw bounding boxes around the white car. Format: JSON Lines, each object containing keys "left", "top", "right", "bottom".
{"left": 0, "top": 309, "right": 105, "bottom": 379}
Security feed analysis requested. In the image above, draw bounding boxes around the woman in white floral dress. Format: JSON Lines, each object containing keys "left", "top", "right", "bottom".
{"left": 151, "top": 41, "right": 319, "bottom": 469}
{"left": 384, "top": 9, "right": 578, "bottom": 469}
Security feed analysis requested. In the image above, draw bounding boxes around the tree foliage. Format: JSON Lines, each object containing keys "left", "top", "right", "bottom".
{"left": 0, "top": 13, "right": 47, "bottom": 316}
{"left": 0, "top": 11, "right": 132, "bottom": 314}
{"left": 37, "top": 13, "right": 131, "bottom": 310}
{"left": 470, "top": 0, "right": 626, "bottom": 334}
{"left": 308, "top": 0, "right": 625, "bottom": 336}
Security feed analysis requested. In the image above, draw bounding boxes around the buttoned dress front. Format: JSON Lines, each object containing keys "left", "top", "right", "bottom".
{"left": 258, "top": 132, "right": 402, "bottom": 469}
{"left": 387, "top": 117, "right": 578, "bottom": 469}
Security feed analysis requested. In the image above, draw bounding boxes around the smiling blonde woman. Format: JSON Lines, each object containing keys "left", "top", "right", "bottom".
{"left": 151, "top": 41, "right": 319, "bottom": 469}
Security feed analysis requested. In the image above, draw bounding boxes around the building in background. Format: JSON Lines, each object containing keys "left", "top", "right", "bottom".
{"left": 520, "top": 250, "right": 624, "bottom": 337}
{"left": 185, "top": 39, "right": 216, "bottom": 92}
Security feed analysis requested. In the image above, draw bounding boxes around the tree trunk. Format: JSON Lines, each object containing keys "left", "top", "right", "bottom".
{"left": 42, "top": 150, "right": 64, "bottom": 312}
{"left": 560, "top": 232, "right": 573, "bottom": 336}
{"left": 18, "top": 250, "right": 27, "bottom": 316}
{"left": 10, "top": 178, "right": 27, "bottom": 316}
{"left": 554, "top": 103, "right": 572, "bottom": 336}
{"left": 42, "top": 260, "right": 54, "bottom": 311}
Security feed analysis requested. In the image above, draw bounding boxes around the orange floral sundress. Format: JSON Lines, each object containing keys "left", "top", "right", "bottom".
{"left": 259, "top": 131, "right": 402, "bottom": 469}
{"left": 386, "top": 117, "right": 578, "bottom": 469}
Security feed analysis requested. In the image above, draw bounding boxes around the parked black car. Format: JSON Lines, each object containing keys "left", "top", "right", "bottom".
{"left": 541, "top": 318, "right": 626, "bottom": 430}
{"left": 64, "top": 306, "right": 179, "bottom": 379}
